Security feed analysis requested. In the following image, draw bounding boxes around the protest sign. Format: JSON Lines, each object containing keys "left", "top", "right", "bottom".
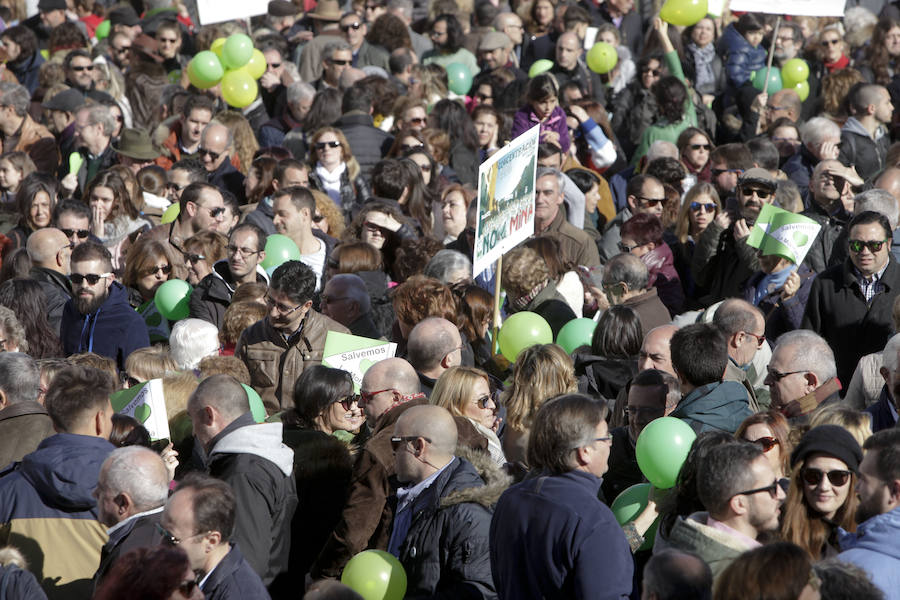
{"left": 472, "top": 124, "right": 540, "bottom": 277}
{"left": 728, "top": 0, "right": 846, "bottom": 16}
{"left": 110, "top": 379, "right": 170, "bottom": 441}
{"left": 197, "top": 0, "right": 268, "bottom": 25}
{"left": 746, "top": 203, "right": 821, "bottom": 265}
{"left": 322, "top": 331, "right": 398, "bottom": 391}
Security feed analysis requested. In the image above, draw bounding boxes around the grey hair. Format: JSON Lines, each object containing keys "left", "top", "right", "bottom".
{"left": 603, "top": 253, "right": 649, "bottom": 291}
{"left": 388, "top": 0, "right": 413, "bottom": 16}
{"left": 82, "top": 104, "right": 117, "bottom": 138}
{"left": 0, "top": 307, "right": 28, "bottom": 354}
{"left": 855, "top": 188, "right": 900, "bottom": 230}
{"left": 536, "top": 167, "right": 565, "bottom": 193}
{"left": 287, "top": 81, "right": 316, "bottom": 105}
{"left": 0, "top": 82, "right": 30, "bottom": 116}
{"left": 800, "top": 117, "right": 841, "bottom": 147}
{"left": 882, "top": 333, "right": 900, "bottom": 373}
{"left": 169, "top": 319, "right": 220, "bottom": 370}
{"left": 102, "top": 446, "right": 169, "bottom": 511}
{"left": 323, "top": 40, "right": 353, "bottom": 61}
{"left": 647, "top": 140, "right": 680, "bottom": 161}
{"left": 0, "top": 351, "right": 39, "bottom": 404}
{"left": 424, "top": 250, "right": 472, "bottom": 285}
{"left": 776, "top": 330, "right": 837, "bottom": 381}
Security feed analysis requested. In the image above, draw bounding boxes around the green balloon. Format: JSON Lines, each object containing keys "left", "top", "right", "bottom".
{"left": 610, "top": 483, "right": 659, "bottom": 551}
{"left": 222, "top": 33, "right": 254, "bottom": 70}
{"left": 586, "top": 42, "right": 617, "bottom": 74}
{"left": 555, "top": 317, "right": 597, "bottom": 354}
{"left": 153, "top": 279, "right": 192, "bottom": 321}
{"left": 95, "top": 20, "right": 111, "bottom": 40}
{"left": 752, "top": 67, "right": 782, "bottom": 93}
{"left": 446, "top": 62, "right": 473, "bottom": 95}
{"left": 260, "top": 234, "right": 301, "bottom": 269}
{"left": 241, "top": 384, "right": 266, "bottom": 423}
{"left": 341, "top": 550, "right": 407, "bottom": 600}
{"left": 635, "top": 417, "right": 697, "bottom": 489}
{"left": 188, "top": 51, "right": 224, "bottom": 89}
{"left": 528, "top": 59, "right": 554, "bottom": 78}
{"left": 780, "top": 58, "right": 809, "bottom": 88}
{"left": 498, "top": 311, "right": 553, "bottom": 362}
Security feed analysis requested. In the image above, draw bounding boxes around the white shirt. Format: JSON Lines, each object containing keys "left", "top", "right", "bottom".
{"left": 300, "top": 237, "right": 326, "bottom": 291}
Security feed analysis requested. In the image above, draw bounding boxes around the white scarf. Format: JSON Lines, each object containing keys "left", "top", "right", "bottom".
{"left": 315, "top": 162, "right": 346, "bottom": 206}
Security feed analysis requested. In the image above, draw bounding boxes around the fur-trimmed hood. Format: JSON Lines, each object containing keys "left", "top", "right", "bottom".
{"left": 439, "top": 444, "right": 512, "bottom": 509}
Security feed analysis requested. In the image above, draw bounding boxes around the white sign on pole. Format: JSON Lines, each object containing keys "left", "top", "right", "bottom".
{"left": 728, "top": 0, "right": 846, "bottom": 16}
{"left": 197, "top": 0, "right": 268, "bottom": 25}
{"left": 472, "top": 125, "right": 540, "bottom": 277}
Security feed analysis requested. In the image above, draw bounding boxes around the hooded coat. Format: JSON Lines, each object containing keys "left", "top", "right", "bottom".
{"left": 207, "top": 415, "right": 297, "bottom": 586}
{"left": 719, "top": 24, "right": 766, "bottom": 87}
{"left": 838, "top": 506, "right": 900, "bottom": 600}
{"left": 666, "top": 512, "right": 753, "bottom": 578}
{"left": 669, "top": 381, "right": 753, "bottom": 434}
{"left": 0, "top": 433, "right": 115, "bottom": 600}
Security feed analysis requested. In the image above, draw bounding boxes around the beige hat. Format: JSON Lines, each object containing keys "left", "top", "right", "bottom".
{"left": 307, "top": 0, "right": 342, "bottom": 21}
{"left": 479, "top": 31, "right": 512, "bottom": 52}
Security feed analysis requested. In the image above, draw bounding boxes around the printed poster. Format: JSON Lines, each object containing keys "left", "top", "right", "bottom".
{"left": 729, "top": 0, "right": 846, "bottom": 16}
{"left": 746, "top": 203, "right": 821, "bottom": 265}
{"left": 110, "top": 379, "right": 170, "bottom": 441}
{"left": 197, "top": 0, "right": 268, "bottom": 25}
{"left": 322, "top": 331, "right": 398, "bottom": 392}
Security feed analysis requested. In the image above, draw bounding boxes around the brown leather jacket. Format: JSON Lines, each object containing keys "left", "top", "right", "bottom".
{"left": 235, "top": 310, "right": 350, "bottom": 411}
{"left": 14, "top": 114, "right": 58, "bottom": 173}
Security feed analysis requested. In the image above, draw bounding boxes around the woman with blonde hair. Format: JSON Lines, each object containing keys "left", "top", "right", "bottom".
{"left": 735, "top": 411, "right": 792, "bottom": 478}
{"left": 310, "top": 189, "right": 346, "bottom": 239}
{"left": 124, "top": 346, "right": 177, "bottom": 387}
{"left": 307, "top": 126, "right": 370, "bottom": 219}
{"left": 808, "top": 406, "right": 872, "bottom": 448}
{"left": 672, "top": 182, "right": 720, "bottom": 302}
{"left": 431, "top": 365, "right": 504, "bottom": 465}
{"left": 500, "top": 343, "right": 578, "bottom": 466}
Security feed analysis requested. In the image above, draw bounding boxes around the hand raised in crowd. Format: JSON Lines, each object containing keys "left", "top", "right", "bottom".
{"left": 366, "top": 209, "right": 402, "bottom": 232}
{"left": 733, "top": 218, "right": 751, "bottom": 241}
{"left": 260, "top": 71, "right": 282, "bottom": 91}
{"left": 541, "top": 129, "right": 560, "bottom": 146}
{"left": 60, "top": 172, "right": 78, "bottom": 196}
{"left": 781, "top": 270, "right": 801, "bottom": 300}
{"left": 160, "top": 442, "right": 179, "bottom": 482}
{"left": 819, "top": 140, "right": 841, "bottom": 160}
{"left": 568, "top": 104, "right": 589, "bottom": 125}
{"left": 714, "top": 210, "right": 733, "bottom": 230}
{"left": 91, "top": 203, "right": 106, "bottom": 238}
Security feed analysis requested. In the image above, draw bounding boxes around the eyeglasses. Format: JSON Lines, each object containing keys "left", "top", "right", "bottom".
{"left": 747, "top": 436, "right": 779, "bottom": 452}
{"left": 618, "top": 241, "right": 638, "bottom": 253}
{"left": 341, "top": 22, "right": 363, "bottom": 32}
{"left": 265, "top": 295, "right": 305, "bottom": 314}
{"left": 198, "top": 147, "right": 223, "bottom": 161}
{"left": 184, "top": 253, "right": 206, "bottom": 264}
{"left": 141, "top": 264, "right": 172, "bottom": 277}
{"left": 733, "top": 479, "right": 782, "bottom": 499}
{"left": 689, "top": 143, "right": 711, "bottom": 151}
{"left": 69, "top": 272, "right": 112, "bottom": 285}
{"left": 801, "top": 467, "right": 852, "bottom": 487}
{"left": 690, "top": 202, "right": 716, "bottom": 213}
{"left": 337, "top": 394, "right": 361, "bottom": 411}
{"left": 328, "top": 58, "right": 351, "bottom": 66}
{"left": 637, "top": 196, "right": 665, "bottom": 207}
{"left": 849, "top": 239, "right": 889, "bottom": 253}
{"left": 177, "top": 578, "right": 200, "bottom": 597}
{"left": 740, "top": 186, "right": 773, "bottom": 199}
{"left": 391, "top": 435, "right": 432, "bottom": 451}
{"left": 61, "top": 228, "right": 90, "bottom": 239}
{"left": 767, "top": 368, "right": 807, "bottom": 381}
{"left": 226, "top": 244, "right": 260, "bottom": 257}
{"left": 71, "top": 64, "right": 94, "bottom": 72}
{"left": 316, "top": 141, "right": 341, "bottom": 150}
{"left": 711, "top": 168, "right": 743, "bottom": 177}
{"left": 156, "top": 523, "right": 209, "bottom": 546}
{"left": 742, "top": 331, "right": 766, "bottom": 347}
{"left": 472, "top": 394, "right": 493, "bottom": 409}
{"left": 359, "top": 387, "right": 395, "bottom": 405}
{"left": 822, "top": 38, "right": 841, "bottom": 46}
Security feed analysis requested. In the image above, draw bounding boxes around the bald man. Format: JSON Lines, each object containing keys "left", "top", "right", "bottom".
{"left": 200, "top": 121, "right": 245, "bottom": 198}
{"left": 638, "top": 325, "right": 679, "bottom": 376}
{"left": 311, "top": 358, "right": 428, "bottom": 580}
{"left": 26, "top": 227, "right": 73, "bottom": 333}
{"left": 407, "top": 317, "right": 463, "bottom": 396}
{"left": 187, "top": 374, "right": 296, "bottom": 586}
{"left": 321, "top": 274, "right": 379, "bottom": 339}
{"left": 388, "top": 405, "right": 496, "bottom": 597}
{"left": 714, "top": 298, "right": 765, "bottom": 412}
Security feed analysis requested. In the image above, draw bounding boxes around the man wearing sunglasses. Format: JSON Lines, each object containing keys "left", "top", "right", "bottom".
{"left": 339, "top": 11, "right": 389, "bottom": 71}
{"left": 199, "top": 121, "right": 245, "bottom": 199}
{"left": 803, "top": 210, "right": 900, "bottom": 390}
{"left": 713, "top": 299, "right": 766, "bottom": 413}
{"left": 668, "top": 442, "right": 785, "bottom": 577}
{"left": 60, "top": 242, "right": 149, "bottom": 371}
{"left": 599, "top": 173, "right": 665, "bottom": 262}
{"left": 764, "top": 330, "right": 841, "bottom": 421}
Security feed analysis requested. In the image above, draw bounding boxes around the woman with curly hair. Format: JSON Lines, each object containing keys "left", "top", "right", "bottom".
{"left": 311, "top": 190, "right": 345, "bottom": 239}
{"left": 367, "top": 13, "right": 412, "bottom": 52}
{"left": 422, "top": 14, "right": 479, "bottom": 81}
{"left": 820, "top": 68, "right": 864, "bottom": 124}
{"left": 306, "top": 126, "right": 370, "bottom": 219}
{"left": 391, "top": 274, "right": 458, "bottom": 338}
{"left": 0, "top": 279, "right": 61, "bottom": 357}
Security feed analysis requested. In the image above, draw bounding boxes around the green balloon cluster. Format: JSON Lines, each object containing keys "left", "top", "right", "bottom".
{"left": 635, "top": 417, "right": 696, "bottom": 489}
{"left": 260, "top": 234, "right": 301, "bottom": 270}
{"left": 752, "top": 67, "right": 782, "bottom": 94}
{"left": 781, "top": 58, "right": 810, "bottom": 101}
{"left": 497, "top": 311, "right": 552, "bottom": 362}
{"left": 611, "top": 483, "right": 659, "bottom": 551}
{"left": 555, "top": 318, "right": 597, "bottom": 354}
{"left": 187, "top": 33, "right": 263, "bottom": 108}
{"left": 154, "top": 279, "right": 192, "bottom": 321}
{"left": 341, "top": 550, "right": 407, "bottom": 600}
{"left": 659, "top": 0, "right": 708, "bottom": 26}
{"left": 446, "top": 63, "right": 473, "bottom": 95}
{"left": 586, "top": 42, "right": 617, "bottom": 74}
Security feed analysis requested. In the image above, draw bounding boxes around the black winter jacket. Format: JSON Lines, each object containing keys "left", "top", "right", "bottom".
{"left": 202, "top": 543, "right": 270, "bottom": 600}
{"left": 336, "top": 112, "right": 393, "bottom": 181}
{"left": 189, "top": 260, "right": 270, "bottom": 329}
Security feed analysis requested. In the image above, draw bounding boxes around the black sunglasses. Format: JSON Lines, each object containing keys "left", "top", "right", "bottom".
{"left": 641, "top": 67, "right": 661, "bottom": 76}
{"left": 185, "top": 253, "right": 206, "bottom": 264}
{"left": 198, "top": 147, "right": 221, "bottom": 161}
{"left": 690, "top": 143, "right": 711, "bottom": 151}
{"left": 316, "top": 141, "right": 341, "bottom": 150}
{"left": 328, "top": 58, "right": 351, "bottom": 66}
{"left": 141, "top": 264, "right": 172, "bottom": 277}
{"left": 802, "top": 468, "right": 851, "bottom": 487}
{"left": 740, "top": 185, "right": 773, "bottom": 199}
{"left": 337, "top": 394, "right": 361, "bottom": 411}
{"left": 61, "top": 227, "right": 90, "bottom": 239}
{"left": 390, "top": 435, "right": 432, "bottom": 452}
{"left": 69, "top": 272, "right": 110, "bottom": 285}
{"left": 849, "top": 239, "right": 888, "bottom": 253}
{"left": 71, "top": 65, "right": 94, "bottom": 72}
{"left": 341, "top": 22, "right": 362, "bottom": 32}
{"left": 734, "top": 479, "right": 782, "bottom": 499}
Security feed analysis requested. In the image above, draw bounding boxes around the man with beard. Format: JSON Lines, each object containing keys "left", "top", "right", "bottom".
{"left": 60, "top": 241, "right": 149, "bottom": 371}
{"left": 838, "top": 429, "right": 900, "bottom": 599}
{"left": 693, "top": 168, "right": 777, "bottom": 305}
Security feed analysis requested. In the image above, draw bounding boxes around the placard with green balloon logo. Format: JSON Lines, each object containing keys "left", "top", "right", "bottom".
{"left": 745, "top": 203, "right": 821, "bottom": 265}
{"left": 110, "top": 379, "right": 170, "bottom": 441}
{"left": 322, "top": 331, "right": 398, "bottom": 392}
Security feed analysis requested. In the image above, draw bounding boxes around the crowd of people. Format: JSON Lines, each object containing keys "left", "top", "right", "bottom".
{"left": 2, "top": 0, "right": 900, "bottom": 598}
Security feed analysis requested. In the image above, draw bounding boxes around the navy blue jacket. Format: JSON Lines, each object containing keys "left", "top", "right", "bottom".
{"left": 202, "top": 543, "right": 270, "bottom": 600}
{"left": 60, "top": 281, "right": 150, "bottom": 372}
{"left": 490, "top": 470, "right": 633, "bottom": 600}
{"left": 718, "top": 24, "right": 766, "bottom": 87}
{"left": 865, "top": 385, "right": 898, "bottom": 433}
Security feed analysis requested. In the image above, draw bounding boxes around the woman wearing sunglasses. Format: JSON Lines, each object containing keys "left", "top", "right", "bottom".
{"left": 782, "top": 425, "right": 863, "bottom": 559}
{"left": 431, "top": 365, "right": 505, "bottom": 466}
{"left": 677, "top": 127, "right": 714, "bottom": 185}
{"left": 306, "top": 127, "right": 370, "bottom": 221}
{"left": 735, "top": 411, "right": 792, "bottom": 479}
{"left": 671, "top": 182, "right": 720, "bottom": 304}
{"left": 122, "top": 236, "right": 182, "bottom": 343}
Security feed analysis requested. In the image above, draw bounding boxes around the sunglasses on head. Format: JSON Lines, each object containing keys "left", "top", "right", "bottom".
{"left": 849, "top": 239, "right": 888, "bottom": 253}
{"left": 740, "top": 185, "right": 773, "bottom": 199}
{"left": 69, "top": 272, "right": 111, "bottom": 285}
{"left": 690, "top": 143, "right": 711, "bottom": 151}
{"left": 801, "top": 467, "right": 851, "bottom": 487}
{"left": 316, "top": 141, "right": 341, "bottom": 150}
{"left": 61, "top": 228, "right": 90, "bottom": 239}
{"left": 341, "top": 22, "right": 362, "bottom": 32}
{"left": 690, "top": 202, "right": 716, "bottom": 213}
{"left": 748, "top": 436, "right": 779, "bottom": 452}
{"left": 337, "top": 394, "right": 361, "bottom": 411}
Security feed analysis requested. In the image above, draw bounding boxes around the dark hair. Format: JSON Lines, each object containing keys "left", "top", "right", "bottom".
{"left": 53, "top": 198, "right": 92, "bottom": 226}
{"left": 566, "top": 168, "right": 601, "bottom": 194}
{"left": 715, "top": 542, "right": 813, "bottom": 600}
{"left": 643, "top": 549, "right": 713, "bottom": 600}
{"left": 813, "top": 558, "right": 885, "bottom": 600}
{"left": 527, "top": 393, "right": 608, "bottom": 474}
{"left": 866, "top": 17, "right": 900, "bottom": 86}
{"left": 670, "top": 323, "right": 727, "bottom": 387}
{"left": 93, "top": 546, "right": 195, "bottom": 600}
{"left": 367, "top": 13, "right": 412, "bottom": 52}
{"left": 848, "top": 210, "right": 893, "bottom": 240}
{"left": 710, "top": 143, "right": 754, "bottom": 170}
{"left": 16, "top": 172, "right": 57, "bottom": 231}
{"left": 71, "top": 240, "right": 113, "bottom": 272}
{"left": 331, "top": 242, "right": 383, "bottom": 272}
{"left": 591, "top": 305, "right": 642, "bottom": 359}
{"left": 676, "top": 126, "right": 713, "bottom": 155}
{"left": 524, "top": 236, "right": 574, "bottom": 280}
{"left": 453, "top": 283, "right": 492, "bottom": 344}
{"left": 84, "top": 170, "right": 137, "bottom": 221}
{"left": 342, "top": 82, "right": 374, "bottom": 114}
{"left": 1, "top": 26, "right": 37, "bottom": 62}
{"left": 0, "top": 278, "right": 62, "bottom": 358}
{"left": 176, "top": 472, "right": 236, "bottom": 541}
{"left": 182, "top": 93, "right": 215, "bottom": 119}
{"left": 431, "top": 14, "right": 463, "bottom": 52}
{"left": 169, "top": 158, "right": 207, "bottom": 182}
{"left": 63, "top": 48, "right": 91, "bottom": 71}
{"left": 747, "top": 137, "right": 780, "bottom": 171}
{"left": 304, "top": 88, "right": 342, "bottom": 136}
{"left": 398, "top": 158, "right": 434, "bottom": 236}
{"left": 45, "top": 365, "right": 114, "bottom": 432}
{"left": 863, "top": 428, "right": 900, "bottom": 483}
{"left": 109, "top": 413, "right": 152, "bottom": 448}
{"left": 645, "top": 157, "right": 686, "bottom": 191}
{"left": 286, "top": 365, "right": 354, "bottom": 428}
{"left": 620, "top": 213, "right": 664, "bottom": 246}
{"left": 626, "top": 173, "right": 662, "bottom": 201}
{"left": 526, "top": 72, "right": 559, "bottom": 103}
{"left": 652, "top": 76, "right": 688, "bottom": 123}
{"left": 429, "top": 99, "right": 479, "bottom": 152}
{"left": 270, "top": 260, "right": 317, "bottom": 305}
{"left": 246, "top": 156, "right": 277, "bottom": 205}
{"left": 371, "top": 158, "right": 408, "bottom": 200}
{"left": 389, "top": 47, "right": 416, "bottom": 75}
{"left": 735, "top": 12, "right": 765, "bottom": 36}
{"left": 697, "top": 441, "right": 763, "bottom": 516}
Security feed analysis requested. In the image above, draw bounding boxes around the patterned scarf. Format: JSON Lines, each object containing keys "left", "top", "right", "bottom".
{"left": 688, "top": 42, "right": 716, "bottom": 92}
